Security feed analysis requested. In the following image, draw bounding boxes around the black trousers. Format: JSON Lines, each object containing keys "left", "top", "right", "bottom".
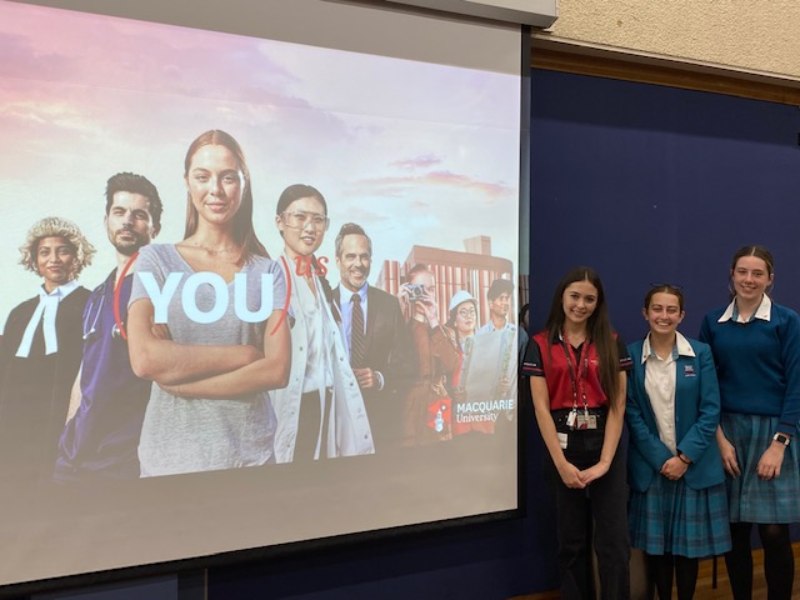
{"left": 294, "top": 388, "right": 332, "bottom": 462}
{"left": 546, "top": 428, "right": 630, "bottom": 600}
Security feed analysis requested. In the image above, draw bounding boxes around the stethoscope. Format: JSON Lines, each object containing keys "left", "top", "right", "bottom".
{"left": 82, "top": 284, "right": 124, "bottom": 341}
{"left": 82, "top": 253, "right": 138, "bottom": 342}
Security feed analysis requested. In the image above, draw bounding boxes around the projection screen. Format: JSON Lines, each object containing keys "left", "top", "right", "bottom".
{"left": 0, "top": 0, "right": 522, "bottom": 587}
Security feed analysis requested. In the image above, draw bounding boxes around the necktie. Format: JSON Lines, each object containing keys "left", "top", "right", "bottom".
{"left": 350, "top": 293, "right": 366, "bottom": 368}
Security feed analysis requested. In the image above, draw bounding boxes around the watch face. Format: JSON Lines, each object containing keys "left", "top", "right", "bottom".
{"left": 775, "top": 433, "right": 790, "bottom": 445}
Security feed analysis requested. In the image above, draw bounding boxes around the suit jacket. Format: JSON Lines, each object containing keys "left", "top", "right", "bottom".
{"left": 626, "top": 337, "right": 725, "bottom": 492}
{"left": 333, "top": 285, "right": 411, "bottom": 450}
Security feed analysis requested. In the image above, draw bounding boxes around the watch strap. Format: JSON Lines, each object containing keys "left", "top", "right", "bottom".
{"left": 773, "top": 433, "right": 791, "bottom": 446}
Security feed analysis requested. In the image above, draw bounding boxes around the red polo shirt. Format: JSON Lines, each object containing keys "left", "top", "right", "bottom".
{"left": 521, "top": 331, "right": 631, "bottom": 410}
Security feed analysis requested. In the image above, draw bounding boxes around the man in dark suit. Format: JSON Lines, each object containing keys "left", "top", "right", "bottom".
{"left": 332, "top": 223, "right": 409, "bottom": 452}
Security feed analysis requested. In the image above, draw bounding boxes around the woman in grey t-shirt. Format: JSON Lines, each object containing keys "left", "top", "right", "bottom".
{"left": 127, "top": 130, "right": 290, "bottom": 477}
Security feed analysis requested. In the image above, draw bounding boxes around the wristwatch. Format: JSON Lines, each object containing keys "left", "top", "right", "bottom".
{"left": 773, "top": 433, "right": 791, "bottom": 446}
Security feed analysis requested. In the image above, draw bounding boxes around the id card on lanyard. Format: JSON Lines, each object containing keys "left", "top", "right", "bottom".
{"left": 560, "top": 336, "right": 597, "bottom": 430}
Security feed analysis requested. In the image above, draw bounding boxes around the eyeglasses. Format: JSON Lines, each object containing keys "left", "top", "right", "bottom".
{"left": 281, "top": 210, "right": 329, "bottom": 231}
{"left": 457, "top": 307, "right": 477, "bottom": 318}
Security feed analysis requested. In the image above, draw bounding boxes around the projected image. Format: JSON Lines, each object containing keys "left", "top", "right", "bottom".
{"left": 0, "top": 4, "right": 519, "bottom": 482}
{"left": 0, "top": 0, "right": 521, "bottom": 587}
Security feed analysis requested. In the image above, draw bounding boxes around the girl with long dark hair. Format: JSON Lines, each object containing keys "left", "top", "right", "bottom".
{"left": 521, "top": 266, "right": 631, "bottom": 599}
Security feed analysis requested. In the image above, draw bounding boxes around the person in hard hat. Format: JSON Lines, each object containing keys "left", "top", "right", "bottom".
{"left": 444, "top": 290, "right": 489, "bottom": 436}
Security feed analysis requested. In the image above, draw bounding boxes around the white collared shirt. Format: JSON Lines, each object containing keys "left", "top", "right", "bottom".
{"left": 642, "top": 331, "right": 696, "bottom": 453}
{"left": 717, "top": 294, "right": 772, "bottom": 324}
{"left": 15, "top": 279, "right": 80, "bottom": 358}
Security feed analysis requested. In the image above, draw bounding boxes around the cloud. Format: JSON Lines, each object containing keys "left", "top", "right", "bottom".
{"left": 0, "top": 99, "right": 98, "bottom": 134}
{"left": 0, "top": 32, "right": 71, "bottom": 82}
{"left": 390, "top": 154, "right": 442, "bottom": 170}
{"left": 0, "top": 4, "right": 356, "bottom": 172}
{"left": 346, "top": 170, "right": 514, "bottom": 202}
{"left": 0, "top": 5, "right": 329, "bottom": 120}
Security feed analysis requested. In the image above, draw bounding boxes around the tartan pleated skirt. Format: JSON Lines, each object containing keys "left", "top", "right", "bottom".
{"left": 629, "top": 476, "right": 731, "bottom": 558}
{"left": 721, "top": 412, "right": 800, "bottom": 523}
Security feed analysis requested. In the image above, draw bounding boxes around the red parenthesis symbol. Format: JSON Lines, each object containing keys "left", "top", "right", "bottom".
{"left": 113, "top": 251, "right": 139, "bottom": 341}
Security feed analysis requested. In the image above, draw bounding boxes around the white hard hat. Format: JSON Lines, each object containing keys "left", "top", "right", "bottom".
{"left": 448, "top": 289, "right": 476, "bottom": 312}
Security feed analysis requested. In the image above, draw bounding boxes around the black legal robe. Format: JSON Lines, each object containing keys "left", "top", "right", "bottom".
{"left": 0, "top": 287, "right": 90, "bottom": 488}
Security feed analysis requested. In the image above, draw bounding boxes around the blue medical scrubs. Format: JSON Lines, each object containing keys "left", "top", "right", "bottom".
{"left": 55, "top": 271, "right": 152, "bottom": 481}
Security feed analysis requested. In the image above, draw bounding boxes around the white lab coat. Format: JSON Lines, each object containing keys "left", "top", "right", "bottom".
{"left": 270, "top": 256, "right": 374, "bottom": 462}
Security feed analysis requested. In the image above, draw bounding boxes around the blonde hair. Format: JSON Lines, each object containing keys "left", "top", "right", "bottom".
{"left": 19, "top": 216, "right": 96, "bottom": 278}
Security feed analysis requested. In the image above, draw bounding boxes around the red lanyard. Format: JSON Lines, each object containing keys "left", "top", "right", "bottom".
{"left": 560, "top": 334, "right": 589, "bottom": 412}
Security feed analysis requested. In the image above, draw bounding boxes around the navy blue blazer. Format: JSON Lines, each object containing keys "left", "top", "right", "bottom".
{"left": 626, "top": 336, "right": 725, "bottom": 492}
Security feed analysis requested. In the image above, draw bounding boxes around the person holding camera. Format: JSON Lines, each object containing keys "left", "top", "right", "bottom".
{"left": 399, "top": 264, "right": 460, "bottom": 445}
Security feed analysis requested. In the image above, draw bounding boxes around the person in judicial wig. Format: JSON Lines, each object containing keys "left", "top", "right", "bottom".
{"left": 699, "top": 245, "right": 800, "bottom": 600}
{"left": 332, "top": 223, "right": 409, "bottom": 452}
{"left": 56, "top": 172, "right": 162, "bottom": 482}
{"left": 270, "top": 184, "right": 374, "bottom": 463}
{"left": 0, "top": 217, "right": 94, "bottom": 487}
{"left": 127, "top": 129, "right": 290, "bottom": 477}
{"left": 521, "top": 266, "right": 631, "bottom": 600}
{"left": 626, "top": 285, "right": 731, "bottom": 600}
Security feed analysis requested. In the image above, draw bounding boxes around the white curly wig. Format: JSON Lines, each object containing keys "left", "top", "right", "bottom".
{"left": 19, "top": 216, "right": 96, "bottom": 278}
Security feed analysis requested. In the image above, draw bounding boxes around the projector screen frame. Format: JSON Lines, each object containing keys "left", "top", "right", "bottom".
{"left": 0, "top": 0, "right": 530, "bottom": 594}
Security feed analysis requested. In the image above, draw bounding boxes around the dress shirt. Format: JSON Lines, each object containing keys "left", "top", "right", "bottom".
{"left": 717, "top": 294, "right": 771, "bottom": 324}
{"left": 16, "top": 279, "right": 80, "bottom": 357}
{"left": 641, "top": 331, "right": 696, "bottom": 453}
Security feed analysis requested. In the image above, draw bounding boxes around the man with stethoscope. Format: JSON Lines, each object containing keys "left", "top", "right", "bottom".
{"left": 55, "top": 172, "right": 162, "bottom": 481}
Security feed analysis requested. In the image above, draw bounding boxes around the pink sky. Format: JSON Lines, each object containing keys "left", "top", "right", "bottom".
{"left": 0, "top": 0, "right": 521, "bottom": 324}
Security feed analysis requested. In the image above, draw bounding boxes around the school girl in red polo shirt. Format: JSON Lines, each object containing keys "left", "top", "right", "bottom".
{"left": 522, "top": 266, "right": 632, "bottom": 600}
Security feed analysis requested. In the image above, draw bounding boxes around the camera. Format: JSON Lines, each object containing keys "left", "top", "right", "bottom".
{"left": 405, "top": 283, "right": 427, "bottom": 301}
